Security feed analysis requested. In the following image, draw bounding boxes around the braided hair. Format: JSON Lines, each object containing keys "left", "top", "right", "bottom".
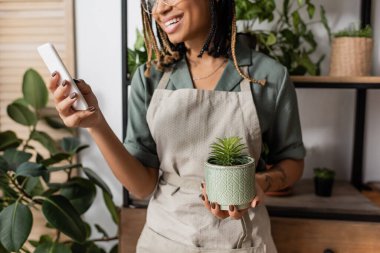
{"left": 141, "top": 0, "right": 266, "bottom": 85}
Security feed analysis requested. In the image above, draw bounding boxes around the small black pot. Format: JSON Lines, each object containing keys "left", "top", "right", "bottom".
{"left": 314, "top": 177, "right": 334, "bottom": 197}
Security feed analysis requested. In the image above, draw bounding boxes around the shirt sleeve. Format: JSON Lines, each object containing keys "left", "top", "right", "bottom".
{"left": 265, "top": 67, "right": 306, "bottom": 164}
{"left": 123, "top": 66, "right": 160, "bottom": 169}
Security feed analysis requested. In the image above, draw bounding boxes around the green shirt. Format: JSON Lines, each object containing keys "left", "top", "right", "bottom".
{"left": 124, "top": 36, "right": 306, "bottom": 169}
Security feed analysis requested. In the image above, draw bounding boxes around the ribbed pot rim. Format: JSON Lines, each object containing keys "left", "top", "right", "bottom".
{"left": 204, "top": 156, "right": 254, "bottom": 169}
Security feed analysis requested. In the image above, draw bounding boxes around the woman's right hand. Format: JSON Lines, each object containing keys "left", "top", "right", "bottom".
{"left": 49, "top": 72, "right": 103, "bottom": 128}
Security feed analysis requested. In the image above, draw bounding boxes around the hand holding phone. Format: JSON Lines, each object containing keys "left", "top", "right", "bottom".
{"left": 37, "top": 43, "right": 89, "bottom": 110}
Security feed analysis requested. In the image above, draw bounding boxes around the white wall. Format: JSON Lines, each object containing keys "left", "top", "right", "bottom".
{"left": 75, "top": 0, "right": 122, "bottom": 249}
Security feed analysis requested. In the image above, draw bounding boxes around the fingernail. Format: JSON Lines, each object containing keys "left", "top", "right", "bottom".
{"left": 229, "top": 205, "right": 235, "bottom": 212}
{"left": 201, "top": 183, "right": 204, "bottom": 189}
{"left": 88, "top": 106, "right": 96, "bottom": 112}
{"left": 62, "top": 80, "right": 68, "bottom": 87}
{"left": 70, "top": 92, "right": 77, "bottom": 99}
{"left": 52, "top": 71, "right": 57, "bottom": 77}
{"left": 211, "top": 202, "right": 216, "bottom": 209}
{"left": 201, "top": 195, "right": 205, "bottom": 201}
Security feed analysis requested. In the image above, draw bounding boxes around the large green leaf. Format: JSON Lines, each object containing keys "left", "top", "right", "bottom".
{"left": 103, "top": 191, "right": 119, "bottom": 225}
{"left": 31, "top": 131, "right": 58, "bottom": 155}
{"left": 71, "top": 242, "right": 104, "bottom": 253}
{"left": 15, "top": 162, "right": 47, "bottom": 178}
{"left": 24, "top": 177, "right": 44, "bottom": 196}
{"left": 0, "top": 131, "right": 22, "bottom": 151}
{"left": 41, "top": 153, "right": 71, "bottom": 166}
{"left": 3, "top": 149, "right": 32, "bottom": 171}
{"left": 44, "top": 116, "right": 69, "bottom": 130}
{"left": 35, "top": 242, "right": 72, "bottom": 253}
{"left": 0, "top": 201, "right": 33, "bottom": 252}
{"left": 42, "top": 195, "right": 87, "bottom": 242}
{"left": 82, "top": 167, "right": 112, "bottom": 198}
{"left": 60, "top": 137, "right": 89, "bottom": 155}
{"left": 60, "top": 178, "right": 96, "bottom": 214}
{"left": 0, "top": 157, "right": 8, "bottom": 173}
{"left": 6, "top": 103, "right": 37, "bottom": 126}
{"left": 47, "top": 163, "right": 82, "bottom": 173}
{"left": 22, "top": 69, "right": 48, "bottom": 110}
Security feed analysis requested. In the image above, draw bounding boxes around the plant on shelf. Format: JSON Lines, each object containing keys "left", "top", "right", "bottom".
{"left": 128, "top": 29, "right": 147, "bottom": 79}
{"left": 329, "top": 24, "right": 373, "bottom": 76}
{"left": 0, "top": 69, "right": 119, "bottom": 253}
{"left": 235, "top": 0, "right": 331, "bottom": 76}
{"left": 314, "top": 167, "right": 335, "bottom": 197}
{"left": 205, "top": 137, "right": 255, "bottom": 211}
{"left": 334, "top": 24, "right": 372, "bottom": 38}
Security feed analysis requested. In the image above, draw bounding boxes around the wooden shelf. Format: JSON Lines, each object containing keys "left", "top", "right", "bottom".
{"left": 291, "top": 76, "right": 380, "bottom": 89}
{"left": 266, "top": 179, "right": 380, "bottom": 222}
{"left": 291, "top": 76, "right": 380, "bottom": 84}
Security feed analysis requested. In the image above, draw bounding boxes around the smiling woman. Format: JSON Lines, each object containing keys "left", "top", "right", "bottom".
{"left": 47, "top": 0, "right": 305, "bottom": 252}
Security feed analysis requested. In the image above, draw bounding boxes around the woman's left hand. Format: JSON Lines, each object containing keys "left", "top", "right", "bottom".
{"left": 200, "top": 178, "right": 265, "bottom": 220}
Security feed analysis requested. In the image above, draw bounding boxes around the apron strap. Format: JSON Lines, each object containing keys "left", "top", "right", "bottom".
{"left": 239, "top": 66, "right": 252, "bottom": 92}
{"left": 161, "top": 172, "right": 201, "bottom": 194}
{"left": 157, "top": 69, "right": 173, "bottom": 89}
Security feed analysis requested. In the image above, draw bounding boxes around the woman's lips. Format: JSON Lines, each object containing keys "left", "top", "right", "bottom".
{"left": 162, "top": 15, "right": 183, "bottom": 34}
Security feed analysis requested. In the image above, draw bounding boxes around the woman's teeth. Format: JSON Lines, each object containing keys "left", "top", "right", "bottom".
{"left": 165, "top": 17, "right": 181, "bottom": 27}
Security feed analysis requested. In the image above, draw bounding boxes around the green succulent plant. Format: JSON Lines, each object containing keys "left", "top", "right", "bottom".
{"left": 208, "top": 137, "right": 250, "bottom": 166}
{"left": 314, "top": 167, "right": 335, "bottom": 180}
{"left": 334, "top": 24, "right": 372, "bottom": 38}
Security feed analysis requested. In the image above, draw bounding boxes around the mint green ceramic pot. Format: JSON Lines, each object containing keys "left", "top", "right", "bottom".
{"left": 204, "top": 157, "right": 256, "bottom": 210}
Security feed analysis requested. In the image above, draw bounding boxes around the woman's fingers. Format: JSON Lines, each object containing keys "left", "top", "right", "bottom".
{"left": 228, "top": 205, "right": 249, "bottom": 219}
{"left": 201, "top": 183, "right": 211, "bottom": 210}
{"left": 48, "top": 71, "right": 60, "bottom": 92}
{"left": 56, "top": 92, "right": 79, "bottom": 117}
{"left": 210, "top": 203, "right": 229, "bottom": 219}
{"left": 62, "top": 109, "right": 96, "bottom": 128}
{"left": 74, "top": 79, "right": 92, "bottom": 95}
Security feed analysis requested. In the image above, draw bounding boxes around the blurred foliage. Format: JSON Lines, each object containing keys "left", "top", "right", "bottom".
{"left": 236, "top": 0, "right": 331, "bottom": 76}
{"left": 0, "top": 69, "right": 119, "bottom": 253}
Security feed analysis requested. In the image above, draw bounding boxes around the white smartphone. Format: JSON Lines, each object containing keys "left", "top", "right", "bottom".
{"left": 37, "top": 43, "right": 89, "bottom": 110}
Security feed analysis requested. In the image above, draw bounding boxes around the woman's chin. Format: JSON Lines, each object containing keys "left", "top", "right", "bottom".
{"left": 167, "top": 35, "right": 184, "bottom": 45}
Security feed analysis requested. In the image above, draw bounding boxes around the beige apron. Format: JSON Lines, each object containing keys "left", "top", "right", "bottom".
{"left": 137, "top": 67, "right": 277, "bottom": 253}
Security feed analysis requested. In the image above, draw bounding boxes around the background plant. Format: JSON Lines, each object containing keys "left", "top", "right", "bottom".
{"left": 334, "top": 24, "right": 372, "bottom": 38}
{"left": 235, "top": 0, "right": 331, "bottom": 76}
{"left": 208, "top": 137, "right": 250, "bottom": 166}
{"left": 0, "top": 69, "right": 119, "bottom": 253}
{"left": 127, "top": 29, "right": 147, "bottom": 79}
{"left": 314, "top": 167, "right": 335, "bottom": 180}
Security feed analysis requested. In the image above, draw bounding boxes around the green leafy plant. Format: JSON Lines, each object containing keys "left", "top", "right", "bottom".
{"left": 235, "top": 0, "right": 331, "bottom": 76}
{"left": 334, "top": 24, "right": 372, "bottom": 38}
{"left": 313, "top": 167, "right": 335, "bottom": 180}
{"left": 128, "top": 29, "right": 148, "bottom": 79}
{"left": 0, "top": 69, "right": 119, "bottom": 253}
{"left": 208, "top": 137, "right": 250, "bottom": 166}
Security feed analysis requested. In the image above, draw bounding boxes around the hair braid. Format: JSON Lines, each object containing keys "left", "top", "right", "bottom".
{"left": 142, "top": 8, "right": 154, "bottom": 77}
{"left": 198, "top": 0, "right": 217, "bottom": 58}
{"left": 230, "top": 0, "right": 266, "bottom": 86}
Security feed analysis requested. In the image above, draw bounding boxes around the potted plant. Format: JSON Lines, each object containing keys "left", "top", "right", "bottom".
{"left": 314, "top": 167, "right": 335, "bottom": 197}
{"left": 235, "top": 0, "right": 331, "bottom": 76}
{"left": 0, "top": 69, "right": 119, "bottom": 252}
{"left": 204, "top": 137, "right": 256, "bottom": 210}
{"left": 329, "top": 25, "right": 373, "bottom": 76}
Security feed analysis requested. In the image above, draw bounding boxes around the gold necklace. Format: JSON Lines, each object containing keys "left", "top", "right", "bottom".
{"left": 191, "top": 59, "right": 228, "bottom": 81}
